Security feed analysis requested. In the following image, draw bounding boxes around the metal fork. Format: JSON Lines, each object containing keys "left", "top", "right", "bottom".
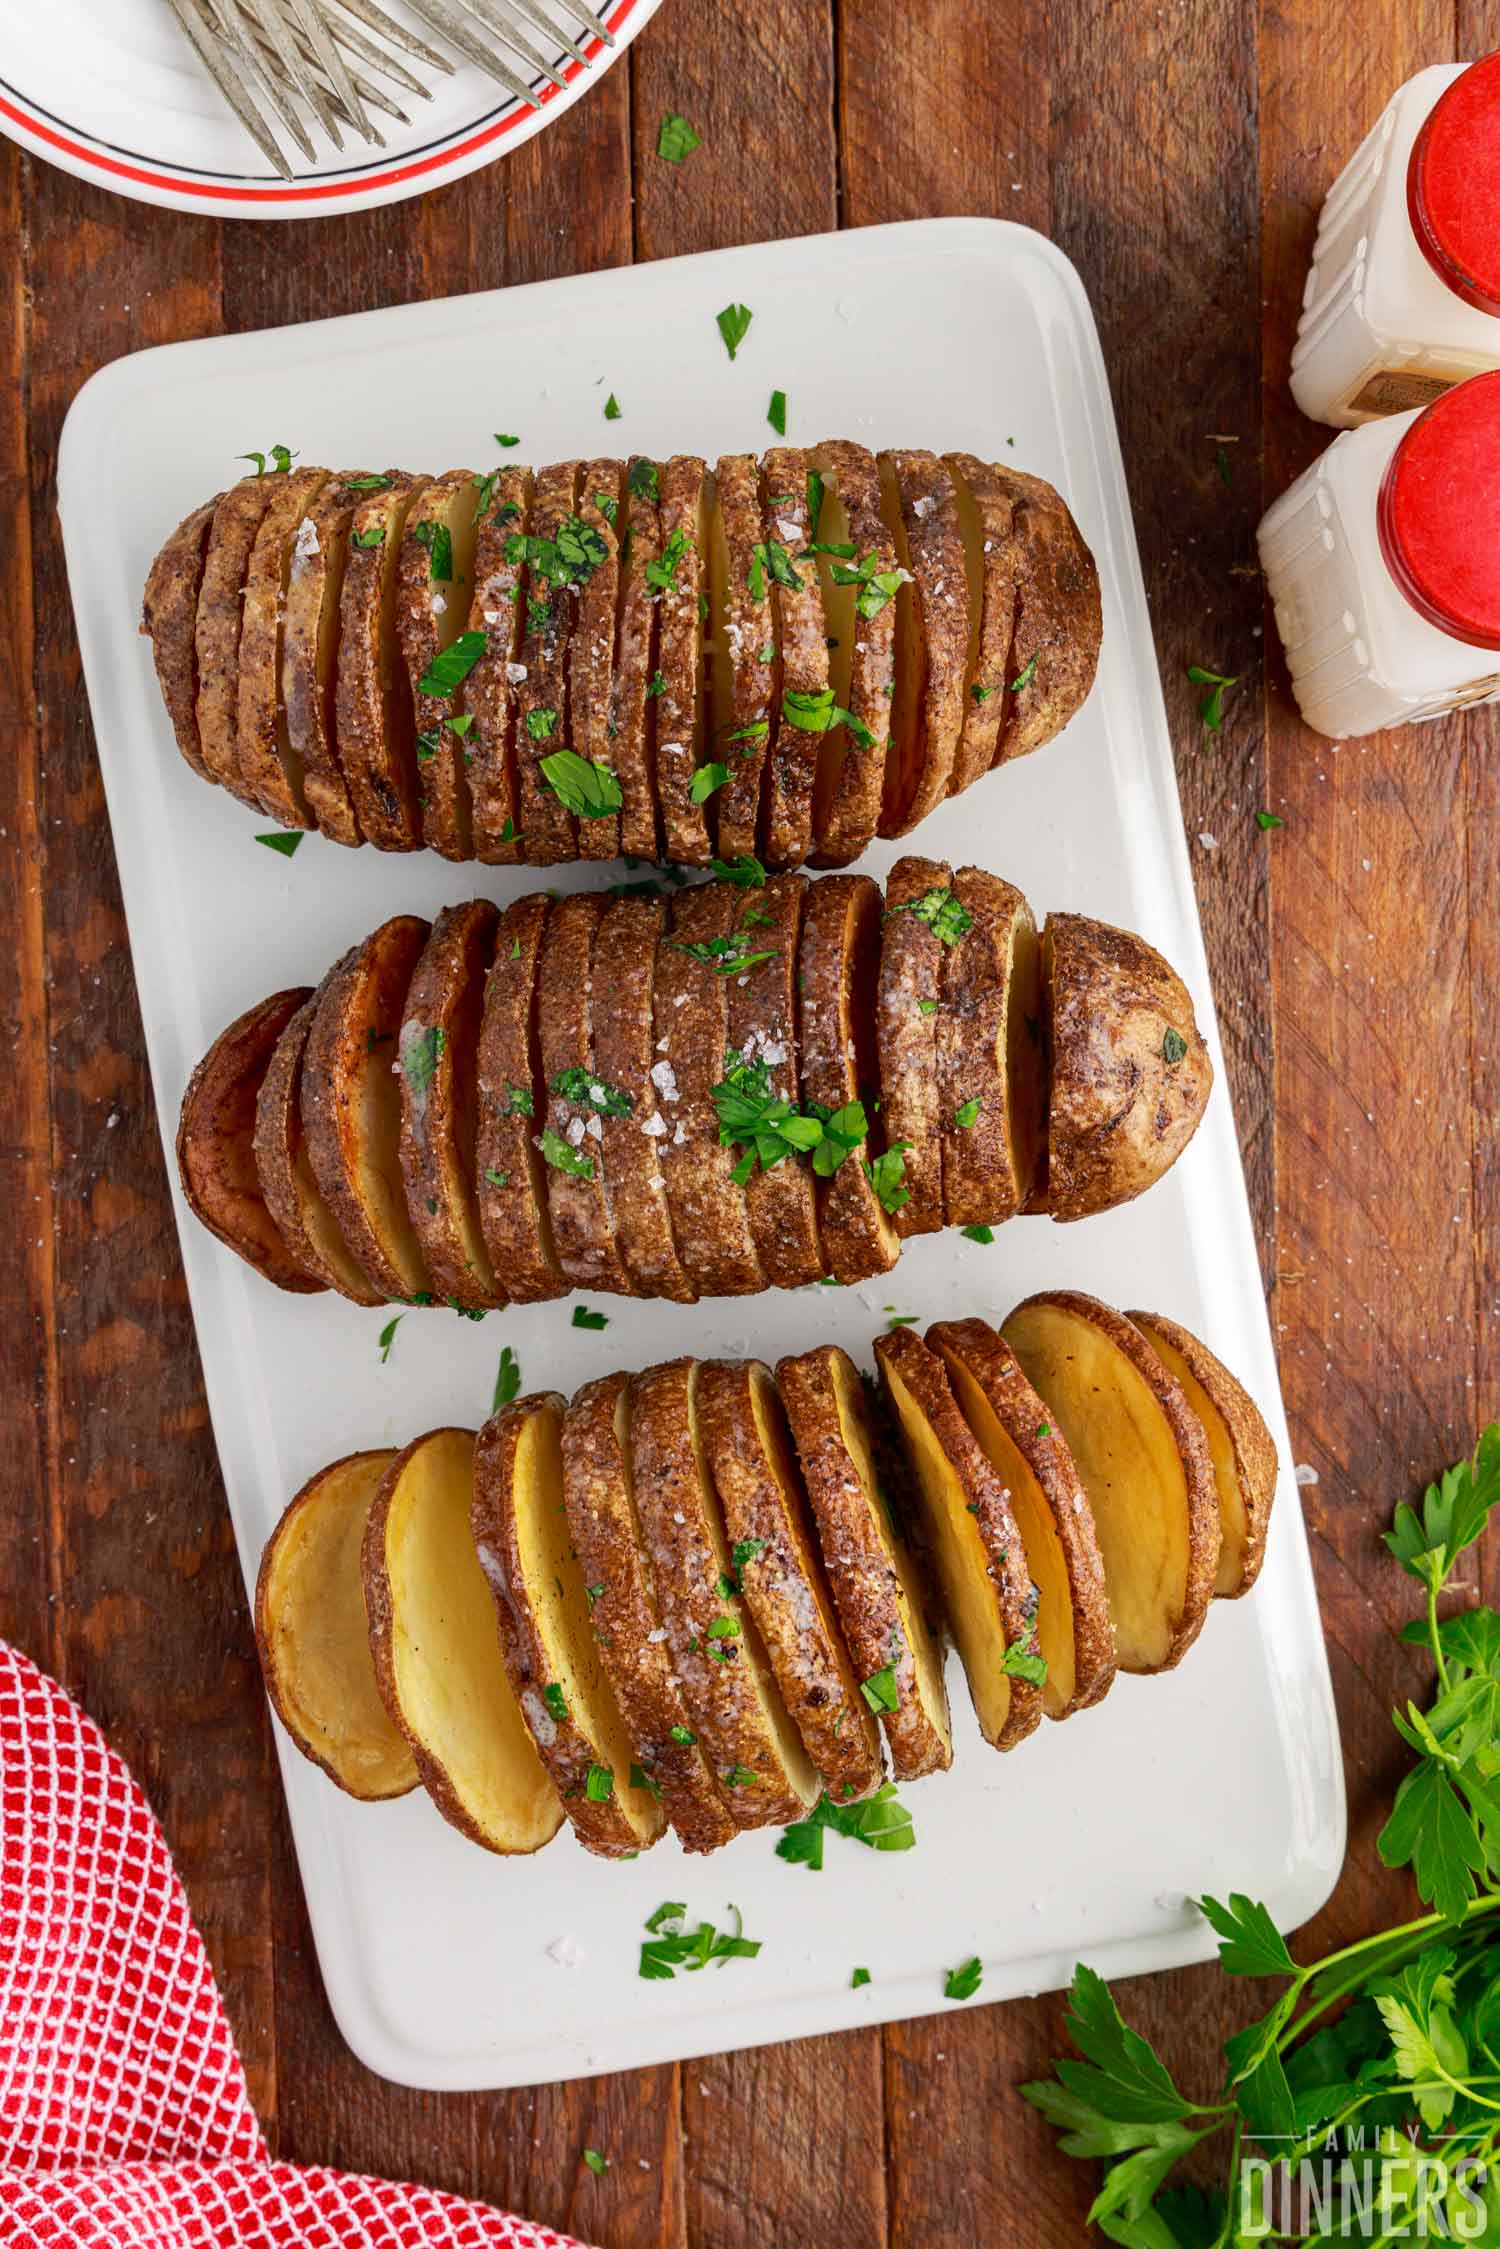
{"left": 165, "top": 0, "right": 614, "bottom": 180}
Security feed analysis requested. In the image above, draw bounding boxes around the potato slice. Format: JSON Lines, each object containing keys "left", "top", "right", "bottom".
{"left": 876, "top": 450, "right": 968, "bottom": 835}
{"left": 1040, "top": 913, "right": 1213, "bottom": 1220}
{"left": 810, "top": 440, "right": 897, "bottom": 867}
{"left": 536, "top": 891, "right": 636, "bottom": 1296}
{"left": 512, "top": 459, "right": 581, "bottom": 868}
{"left": 399, "top": 472, "right": 482, "bottom": 863}
{"left": 255, "top": 1449, "right": 416, "bottom": 1800}
{"left": 944, "top": 453, "right": 1018, "bottom": 795}
{"left": 463, "top": 465, "right": 530, "bottom": 865}
{"left": 776, "top": 1344, "right": 952, "bottom": 1780}
{"left": 760, "top": 449, "right": 828, "bottom": 870}
{"left": 874, "top": 1327, "right": 1043, "bottom": 1752}
{"left": 1002, "top": 1291, "right": 1221, "bottom": 1673}
{"left": 363, "top": 1427, "right": 563, "bottom": 1854}
{"left": 473, "top": 1395, "right": 663, "bottom": 1856}
{"left": 628, "top": 1358, "right": 817, "bottom": 1825}
{"left": 798, "top": 873, "right": 899, "bottom": 1283}
{"left": 608, "top": 457, "right": 665, "bottom": 861}
{"left": 561, "top": 1373, "right": 737, "bottom": 1854}
{"left": 570, "top": 461, "right": 626, "bottom": 861}
{"left": 1127, "top": 1312, "right": 1278, "bottom": 1598}
{"left": 195, "top": 476, "right": 282, "bottom": 801}
{"left": 302, "top": 914, "right": 432, "bottom": 1302}
{"left": 398, "top": 902, "right": 505, "bottom": 1309}
{"left": 697, "top": 1359, "right": 882, "bottom": 1801}
{"left": 723, "top": 872, "right": 824, "bottom": 1289}
{"left": 937, "top": 868, "right": 1043, "bottom": 1227}
{"left": 254, "top": 994, "right": 384, "bottom": 1305}
{"left": 875, "top": 854, "right": 951, "bottom": 1238}
{"left": 593, "top": 895, "right": 697, "bottom": 1302}
{"left": 142, "top": 495, "right": 220, "bottom": 782}
{"left": 654, "top": 882, "right": 767, "bottom": 1298}
{"left": 282, "top": 473, "right": 368, "bottom": 847}
{"left": 653, "top": 454, "right": 713, "bottom": 867}
{"left": 236, "top": 465, "right": 329, "bottom": 825}
{"left": 176, "top": 987, "right": 323, "bottom": 1292}
{"left": 334, "top": 473, "right": 424, "bottom": 852}
{"left": 707, "top": 452, "right": 775, "bottom": 864}
{"left": 475, "top": 892, "right": 567, "bottom": 1304}
{"left": 990, "top": 464, "right": 1103, "bottom": 767}
{"left": 928, "top": 1318, "right": 1115, "bottom": 1718}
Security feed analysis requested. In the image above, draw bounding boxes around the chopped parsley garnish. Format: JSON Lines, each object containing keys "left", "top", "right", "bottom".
{"left": 239, "top": 443, "right": 296, "bottom": 475}
{"left": 499, "top": 1079, "right": 534, "bottom": 1118}
{"left": 645, "top": 526, "right": 688, "bottom": 592}
{"left": 886, "top": 1311, "right": 918, "bottom": 1329}
{"left": 351, "top": 524, "right": 386, "bottom": 549}
{"left": 540, "top": 749, "right": 624, "bottom": 818}
{"left": 1002, "top": 1636, "right": 1048, "bottom": 1685}
{"left": 768, "top": 388, "right": 787, "bottom": 435}
{"left": 400, "top": 1024, "right": 444, "bottom": 1094}
{"left": 483, "top": 1168, "right": 508, "bottom": 1189}
{"left": 419, "top": 630, "right": 487, "bottom": 698}
{"left": 585, "top": 1582, "right": 605, "bottom": 1610}
{"left": 781, "top": 686, "right": 873, "bottom": 749}
{"left": 672, "top": 921, "right": 777, "bottom": 976}
{"left": 638, "top": 1902, "right": 760, "bottom": 1980}
{"left": 411, "top": 517, "right": 453, "bottom": 581}
{"left": 628, "top": 458, "right": 660, "bottom": 503}
{"left": 254, "top": 830, "right": 304, "bottom": 858}
{"left": 604, "top": 392, "right": 622, "bottom": 420}
{"left": 1187, "top": 662, "right": 1239, "bottom": 730}
{"left": 1011, "top": 653, "right": 1039, "bottom": 693}
{"left": 945, "top": 1957, "right": 983, "bottom": 2002}
{"left": 378, "top": 1314, "right": 403, "bottom": 1363}
{"left": 690, "top": 761, "right": 731, "bottom": 804}
{"left": 851, "top": 1967, "right": 871, "bottom": 1989}
{"left": 1162, "top": 1027, "right": 1188, "bottom": 1065}
{"left": 491, "top": 1344, "right": 521, "bottom": 1411}
{"left": 711, "top": 1053, "right": 840, "bottom": 1175}
{"left": 582, "top": 2148, "right": 608, "bottom": 2176}
{"left": 645, "top": 669, "right": 667, "bottom": 698}
{"left": 716, "top": 301, "right": 753, "bottom": 360}
{"left": 860, "top": 1664, "right": 900, "bottom": 1714}
{"left": 551, "top": 1067, "right": 632, "bottom": 1117}
{"left": 525, "top": 708, "right": 558, "bottom": 744}
{"left": 415, "top": 713, "right": 474, "bottom": 762}
{"left": 669, "top": 1723, "right": 696, "bottom": 1746}
{"left": 953, "top": 1096, "right": 982, "bottom": 1129}
{"left": 596, "top": 492, "right": 618, "bottom": 524}
{"left": 572, "top": 1306, "right": 609, "bottom": 1331}
{"left": 540, "top": 1127, "right": 595, "bottom": 1179}
{"left": 961, "top": 1223, "right": 995, "bottom": 1245}
{"left": 725, "top": 719, "right": 769, "bottom": 747}
{"left": 1257, "top": 808, "right": 1284, "bottom": 831}
{"left": 723, "top": 1764, "right": 757, "bottom": 1788}
{"left": 731, "top": 1537, "right": 766, "bottom": 1574}
{"left": 747, "top": 539, "right": 801, "bottom": 600}
{"left": 543, "top": 1683, "right": 569, "bottom": 1722}
{"left": 706, "top": 1615, "right": 740, "bottom": 1642}
{"left": 657, "top": 111, "right": 700, "bottom": 162}
{"left": 343, "top": 472, "right": 392, "bottom": 493}
{"left": 971, "top": 682, "right": 996, "bottom": 704}
{"left": 864, "top": 1142, "right": 912, "bottom": 1215}
{"left": 829, "top": 550, "right": 911, "bottom": 620}
{"left": 711, "top": 854, "right": 767, "bottom": 887}
{"left": 584, "top": 1764, "right": 614, "bottom": 1801}
{"left": 776, "top": 1784, "right": 915, "bottom": 1870}
{"left": 495, "top": 432, "right": 521, "bottom": 448}
{"left": 809, "top": 1099, "right": 867, "bottom": 1178}
{"left": 884, "top": 886, "right": 973, "bottom": 946}
{"left": 917, "top": 999, "right": 938, "bottom": 1016}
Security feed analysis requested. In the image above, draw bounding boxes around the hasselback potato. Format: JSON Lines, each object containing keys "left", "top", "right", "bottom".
{"left": 176, "top": 859, "right": 1213, "bottom": 1307}
{"left": 254, "top": 1296, "right": 1277, "bottom": 1856}
{"left": 142, "top": 447, "right": 1102, "bottom": 869}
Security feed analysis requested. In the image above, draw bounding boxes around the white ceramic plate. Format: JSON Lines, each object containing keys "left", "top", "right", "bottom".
{"left": 57, "top": 218, "right": 1345, "bottom": 2091}
{"left": 0, "top": 0, "right": 660, "bottom": 220}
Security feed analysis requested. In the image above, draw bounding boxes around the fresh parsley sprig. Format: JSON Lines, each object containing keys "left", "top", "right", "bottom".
{"left": 777, "top": 1784, "right": 916, "bottom": 1870}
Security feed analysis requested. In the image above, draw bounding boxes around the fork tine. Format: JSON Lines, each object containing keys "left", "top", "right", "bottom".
{"left": 164, "top": 0, "right": 295, "bottom": 175}
{"left": 447, "top": 0, "right": 569, "bottom": 88}
{"left": 277, "top": 0, "right": 379, "bottom": 140}
{"left": 256, "top": 16, "right": 413, "bottom": 127}
{"left": 235, "top": 0, "right": 345, "bottom": 147}
{"left": 496, "top": 0, "right": 597, "bottom": 69}
{"left": 310, "top": 2, "right": 432, "bottom": 99}
{"left": 325, "top": 0, "right": 454, "bottom": 74}
{"left": 554, "top": 0, "right": 614, "bottom": 46}
{"left": 205, "top": 0, "right": 321, "bottom": 163}
{"left": 400, "top": 0, "right": 540, "bottom": 103}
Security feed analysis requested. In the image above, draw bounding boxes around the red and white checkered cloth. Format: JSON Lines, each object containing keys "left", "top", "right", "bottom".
{"left": 0, "top": 1639, "right": 586, "bottom": 2248}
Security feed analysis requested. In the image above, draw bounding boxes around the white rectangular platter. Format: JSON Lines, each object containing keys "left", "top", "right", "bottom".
{"left": 58, "top": 217, "right": 1344, "bottom": 2092}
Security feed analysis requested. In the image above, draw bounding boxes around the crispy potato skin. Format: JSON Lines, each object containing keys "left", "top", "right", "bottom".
{"left": 236, "top": 465, "right": 329, "bottom": 825}
{"left": 142, "top": 496, "right": 220, "bottom": 781}
{"left": 335, "top": 474, "right": 423, "bottom": 851}
{"left": 810, "top": 440, "right": 897, "bottom": 867}
{"left": 990, "top": 465, "right": 1103, "bottom": 767}
{"left": 282, "top": 474, "right": 365, "bottom": 847}
{"left": 798, "top": 873, "right": 899, "bottom": 1282}
{"left": 1127, "top": 1310, "right": 1278, "bottom": 1597}
{"left": 1041, "top": 913, "right": 1213, "bottom": 1221}
{"left": 937, "top": 867, "right": 1034, "bottom": 1227}
{"left": 398, "top": 901, "right": 505, "bottom": 1308}
{"left": 593, "top": 895, "right": 697, "bottom": 1303}
{"left": 761, "top": 449, "right": 828, "bottom": 870}
{"left": 463, "top": 465, "right": 530, "bottom": 865}
{"left": 475, "top": 892, "right": 566, "bottom": 1304}
{"left": 653, "top": 455, "right": 712, "bottom": 867}
{"left": 723, "top": 873, "right": 824, "bottom": 1289}
{"left": 176, "top": 986, "right": 322, "bottom": 1293}
{"left": 876, "top": 855, "right": 951, "bottom": 1239}
{"left": 879, "top": 450, "right": 969, "bottom": 834}
{"left": 253, "top": 993, "right": 384, "bottom": 1305}
{"left": 195, "top": 478, "right": 282, "bottom": 801}
{"left": 535, "top": 892, "right": 637, "bottom": 1296}
{"left": 710, "top": 452, "right": 776, "bottom": 863}
{"left": 943, "top": 453, "right": 1018, "bottom": 795}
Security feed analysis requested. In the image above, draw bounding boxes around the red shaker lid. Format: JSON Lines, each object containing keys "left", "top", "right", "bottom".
{"left": 1377, "top": 371, "right": 1500, "bottom": 647}
{"left": 1408, "top": 54, "right": 1500, "bottom": 317}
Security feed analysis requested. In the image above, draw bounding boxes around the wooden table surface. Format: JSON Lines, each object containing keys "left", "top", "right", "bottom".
{"left": 3, "top": 0, "right": 1497, "bottom": 2240}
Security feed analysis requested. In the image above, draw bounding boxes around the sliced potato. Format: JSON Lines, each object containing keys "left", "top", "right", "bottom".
{"left": 1002, "top": 1291, "right": 1221, "bottom": 1673}
{"left": 463, "top": 465, "right": 530, "bottom": 865}
{"left": 937, "top": 868, "right": 1042, "bottom": 1227}
{"left": 723, "top": 872, "right": 824, "bottom": 1289}
{"left": 592, "top": 894, "right": 697, "bottom": 1302}
{"left": 536, "top": 891, "right": 636, "bottom": 1295}
{"left": 777, "top": 1344, "right": 952, "bottom": 1780}
{"left": 798, "top": 873, "right": 899, "bottom": 1283}
{"left": 254, "top": 994, "right": 385, "bottom": 1305}
{"left": 875, "top": 854, "right": 951, "bottom": 1238}
{"left": 141, "top": 495, "right": 220, "bottom": 782}
{"left": 944, "top": 453, "right": 1019, "bottom": 796}
{"left": 1040, "top": 912, "right": 1213, "bottom": 1220}
{"left": 1127, "top": 1312, "right": 1278, "bottom": 1598}
{"left": 475, "top": 892, "right": 567, "bottom": 1304}
{"left": 236, "top": 465, "right": 329, "bottom": 825}
{"left": 195, "top": 477, "right": 281, "bottom": 800}
{"left": 571, "top": 461, "right": 626, "bottom": 861}
{"left": 255, "top": 1449, "right": 416, "bottom": 1799}
{"left": 561, "top": 1371, "right": 738, "bottom": 1854}
{"left": 990, "top": 464, "right": 1103, "bottom": 767}
{"left": 876, "top": 450, "right": 968, "bottom": 835}
{"left": 472, "top": 1395, "right": 663, "bottom": 1856}
{"left": 398, "top": 901, "right": 505, "bottom": 1309}
{"left": 810, "top": 440, "right": 897, "bottom": 867}
{"left": 608, "top": 457, "right": 664, "bottom": 860}
{"left": 651, "top": 454, "right": 713, "bottom": 866}
{"left": 928, "top": 1318, "right": 1115, "bottom": 1718}
{"left": 760, "top": 449, "right": 827, "bottom": 870}
{"left": 654, "top": 882, "right": 767, "bottom": 1298}
{"left": 363, "top": 1427, "right": 564, "bottom": 1854}
{"left": 707, "top": 452, "right": 775, "bottom": 863}
{"left": 399, "top": 472, "right": 482, "bottom": 862}
{"left": 512, "top": 459, "right": 580, "bottom": 867}
{"left": 334, "top": 473, "right": 423, "bottom": 851}
{"left": 874, "top": 1326, "right": 1043, "bottom": 1752}
{"left": 628, "top": 1357, "right": 817, "bottom": 1824}
{"left": 697, "top": 1358, "right": 882, "bottom": 1801}
{"left": 177, "top": 986, "right": 323, "bottom": 1292}
{"left": 282, "top": 473, "right": 366, "bottom": 847}
{"left": 302, "top": 915, "right": 432, "bottom": 1302}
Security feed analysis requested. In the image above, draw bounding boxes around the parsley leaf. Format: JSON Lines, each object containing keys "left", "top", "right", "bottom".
{"left": 884, "top": 886, "right": 973, "bottom": 946}
{"left": 645, "top": 527, "right": 688, "bottom": 592}
{"left": 1011, "top": 652, "right": 1039, "bottom": 692}
{"left": 639, "top": 1902, "right": 760, "bottom": 1980}
{"left": 953, "top": 1096, "right": 982, "bottom": 1130}
{"left": 864, "top": 1142, "right": 912, "bottom": 1215}
{"left": 399, "top": 1024, "right": 444, "bottom": 1095}
{"left": 255, "top": 830, "right": 304, "bottom": 858}
{"left": 776, "top": 1784, "right": 915, "bottom": 1869}
{"left": 419, "top": 631, "right": 488, "bottom": 698}
{"left": 378, "top": 1314, "right": 403, "bottom": 1363}
{"left": 781, "top": 685, "right": 874, "bottom": 750}
{"left": 711, "top": 853, "right": 767, "bottom": 887}
{"left": 411, "top": 516, "right": 453, "bottom": 581}
{"left": 860, "top": 1664, "right": 900, "bottom": 1714}
{"left": 1256, "top": 809, "right": 1284, "bottom": 831}
{"left": 961, "top": 1223, "right": 995, "bottom": 1244}
{"left": 1187, "top": 663, "right": 1239, "bottom": 731}
{"left": 572, "top": 1306, "right": 609, "bottom": 1330}
{"left": 1162, "top": 1027, "right": 1188, "bottom": 1065}
{"left": 540, "top": 749, "right": 624, "bottom": 818}
{"left": 582, "top": 2148, "right": 608, "bottom": 2175}
{"left": 539, "top": 1127, "right": 595, "bottom": 1180}
{"left": 690, "top": 761, "right": 731, "bottom": 804}
{"left": 628, "top": 459, "right": 660, "bottom": 503}
{"left": 551, "top": 1066, "right": 632, "bottom": 1117}
{"left": 716, "top": 302, "right": 754, "bottom": 360}
{"left": 657, "top": 111, "right": 700, "bottom": 162}
{"left": 945, "top": 1958, "right": 983, "bottom": 2002}
{"left": 768, "top": 387, "right": 787, "bottom": 435}
{"left": 604, "top": 392, "right": 622, "bottom": 420}
{"left": 543, "top": 1683, "right": 569, "bottom": 1722}
{"left": 491, "top": 1344, "right": 521, "bottom": 1411}
{"left": 1196, "top": 1894, "right": 1298, "bottom": 1981}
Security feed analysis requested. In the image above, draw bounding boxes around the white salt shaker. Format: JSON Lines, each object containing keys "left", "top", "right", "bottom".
{"left": 1292, "top": 55, "right": 1500, "bottom": 427}
{"left": 1258, "top": 371, "right": 1500, "bottom": 737}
